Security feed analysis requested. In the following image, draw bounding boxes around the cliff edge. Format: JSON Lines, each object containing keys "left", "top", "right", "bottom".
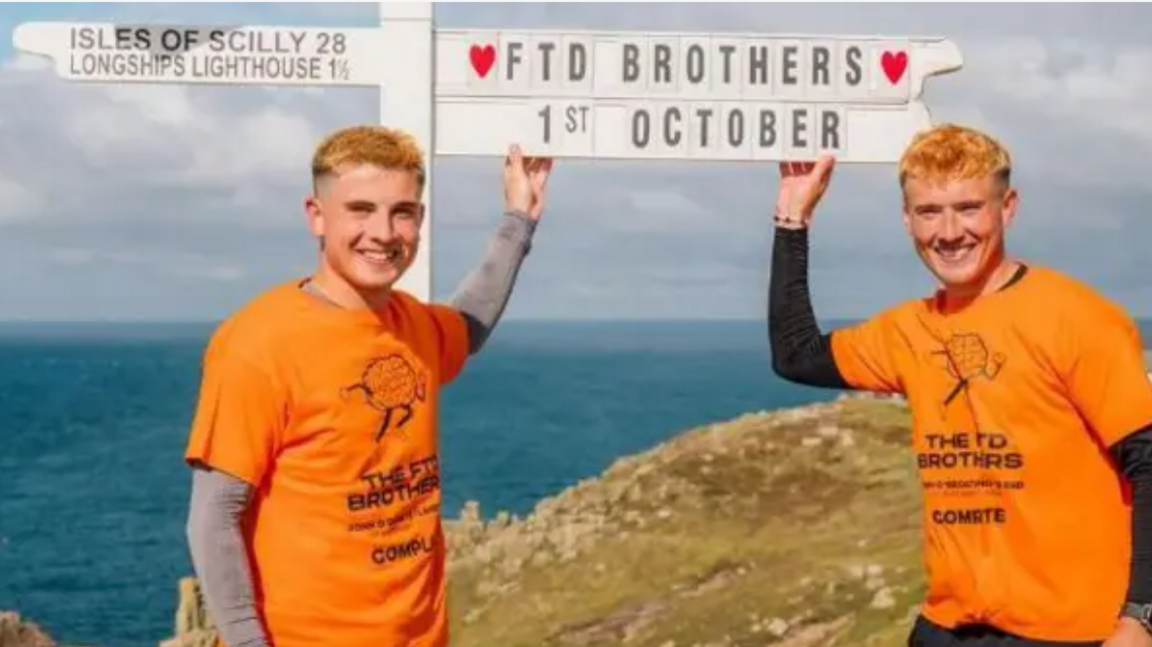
{"left": 441, "top": 395, "right": 922, "bottom": 647}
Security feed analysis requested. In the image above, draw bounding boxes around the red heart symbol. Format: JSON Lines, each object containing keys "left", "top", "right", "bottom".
{"left": 470, "top": 44, "right": 495, "bottom": 78}
{"left": 881, "top": 50, "right": 908, "bottom": 84}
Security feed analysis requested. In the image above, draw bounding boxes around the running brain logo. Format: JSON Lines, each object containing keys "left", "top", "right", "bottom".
{"left": 341, "top": 354, "right": 428, "bottom": 442}
{"left": 931, "top": 333, "right": 1006, "bottom": 405}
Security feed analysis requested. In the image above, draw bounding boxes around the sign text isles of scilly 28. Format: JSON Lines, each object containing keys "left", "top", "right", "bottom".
{"left": 65, "top": 24, "right": 372, "bottom": 84}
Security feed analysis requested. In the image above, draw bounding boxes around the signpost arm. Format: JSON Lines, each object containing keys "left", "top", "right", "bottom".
{"left": 380, "top": 2, "right": 435, "bottom": 303}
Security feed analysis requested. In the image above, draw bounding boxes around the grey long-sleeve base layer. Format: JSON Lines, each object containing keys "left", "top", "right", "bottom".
{"left": 185, "top": 212, "right": 536, "bottom": 647}
{"left": 186, "top": 468, "right": 267, "bottom": 647}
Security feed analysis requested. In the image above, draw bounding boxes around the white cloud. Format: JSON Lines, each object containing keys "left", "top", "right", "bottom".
{"left": 3, "top": 52, "right": 50, "bottom": 73}
{"left": 927, "top": 35, "right": 1152, "bottom": 200}
{"left": 0, "top": 48, "right": 371, "bottom": 231}
{"left": 44, "top": 247, "right": 244, "bottom": 281}
{"left": 1, "top": 3, "right": 1151, "bottom": 320}
{"left": 0, "top": 172, "right": 41, "bottom": 222}
{"left": 979, "top": 38, "right": 1152, "bottom": 138}
{"left": 626, "top": 187, "right": 708, "bottom": 218}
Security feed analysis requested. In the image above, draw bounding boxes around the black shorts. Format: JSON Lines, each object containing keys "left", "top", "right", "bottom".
{"left": 907, "top": 615, "right": 1103, "bottom": 647}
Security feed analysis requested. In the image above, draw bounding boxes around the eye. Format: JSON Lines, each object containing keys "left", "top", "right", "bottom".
{"left": 393, "top": 204, "right": 419, "bottom": 220}
{"left": 346, "top": 201, "right": 375, "bottom": 216}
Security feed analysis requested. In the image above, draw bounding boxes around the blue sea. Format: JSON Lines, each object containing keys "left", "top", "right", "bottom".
{"left": 0, "top": 319, "right": 843, "bottom": 647}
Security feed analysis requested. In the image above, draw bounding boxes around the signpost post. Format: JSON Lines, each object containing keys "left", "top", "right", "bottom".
{"left": 11, "top": 3, "right": 964, "bottom": 302}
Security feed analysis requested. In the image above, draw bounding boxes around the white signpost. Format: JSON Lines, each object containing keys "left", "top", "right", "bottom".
{"left": 12, "top": 4, "right": 963, "bottom": 301}
{"left": 434, "top": 30, "right": 962, "bottom": 162}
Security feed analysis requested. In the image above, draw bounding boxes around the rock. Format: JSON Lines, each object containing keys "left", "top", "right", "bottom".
{"left": 817, "top": 425, "right": 841, "bottom": 438}
{"left": 772, "top": 615, "right": 854, "bottom": 647}
{"left": 871, "top": 587, "right": 897, "bottom": 610}
{"left": 460, "top": 500, "right": 482, "bottom": 524}
{"left": 767, "top": 618, "right": 790, "bottom": 637}
{"left": 158, "top": 577, "right": 218, "bottom": 647}
{"left": 0, "top": 612, "right": 55, "bottom": 647}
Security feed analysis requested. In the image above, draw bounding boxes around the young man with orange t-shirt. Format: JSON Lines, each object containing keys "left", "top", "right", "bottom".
{"left": 182, "top": 126, "right": 554, "bottom": 647}
{"left": 769, "top": 124, "right": 1152, "bottom": 647}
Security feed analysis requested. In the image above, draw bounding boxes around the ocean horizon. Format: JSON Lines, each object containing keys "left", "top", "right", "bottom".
{"left": 2, "top": 317, "right": 1151, "bottom": 647}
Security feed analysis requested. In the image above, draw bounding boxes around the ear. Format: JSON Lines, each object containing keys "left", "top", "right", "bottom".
{"left": 305, "top": 194, "right": 324, "bottom": 238}
{"left": 1001, "top": 187, "right": 1019, "bottom": 228}
{"left": 901, "top": 194, "right": 914, "bottom": 236}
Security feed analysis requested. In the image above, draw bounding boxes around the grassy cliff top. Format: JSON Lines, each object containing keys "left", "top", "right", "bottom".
{"left": 444, "top": 395, "right": 924, "bottom": 647}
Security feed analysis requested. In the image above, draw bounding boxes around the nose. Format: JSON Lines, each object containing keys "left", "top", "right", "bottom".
{"left": 365, "top": 212, "right": 397, "bottom": 242}
{"left": 938, "top": 211, "right": 964, "bottom": 241}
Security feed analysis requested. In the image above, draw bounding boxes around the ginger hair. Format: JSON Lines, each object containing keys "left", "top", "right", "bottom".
{"left": 899, "top": 123, "right": 1012, "bottom": 191}
{"left": 311, "top": 125, "right": 426, "bottom": 192}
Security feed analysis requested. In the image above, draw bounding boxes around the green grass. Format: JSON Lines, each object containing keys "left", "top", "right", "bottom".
{"left": 445, "top": 398, "right": 928, "bottom": 647}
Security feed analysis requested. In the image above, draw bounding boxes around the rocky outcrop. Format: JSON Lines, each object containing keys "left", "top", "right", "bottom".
{"left": 0, "top": 612, "right": 56, "bottom": 647}
{"left": 0, "top": 612, "right": 100, "bottom": 647}
{"left": 1, "top": 579, "right": 216, "bottom": 647}
{"left": 157, "top": 578, "right": 217, "bottom": 647}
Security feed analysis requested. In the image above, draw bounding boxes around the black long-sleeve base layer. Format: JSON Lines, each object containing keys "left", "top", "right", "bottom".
{"left": 768, "top": 227, "right": 848, "bottom": 389}
{"left": 767, "top": 225, "right": 1152, "bottom": 607}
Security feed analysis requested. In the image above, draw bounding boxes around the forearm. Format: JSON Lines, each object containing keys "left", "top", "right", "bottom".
{"left": 186, "top": 467, "right": 270, "bottom": 647}
{"left": 1113, "top": 427, "right": 1152, "bottom": 604}
{"left": 448, "top": 210, "right": 537, "bottom": 354}
{"left": 768, "top": 226, "right": 849, "bottom": 388}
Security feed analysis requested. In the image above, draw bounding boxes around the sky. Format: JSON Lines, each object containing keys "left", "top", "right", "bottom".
{"left": 1, "top": 2, "right": 1151, "bottom": 322}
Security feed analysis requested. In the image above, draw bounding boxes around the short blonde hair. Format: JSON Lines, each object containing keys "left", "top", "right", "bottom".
{"left": 899, "top": 123, "right": 1012, "bottom": 190}
{"left": 311, "top": 125, "right": 426, "bottom": 190}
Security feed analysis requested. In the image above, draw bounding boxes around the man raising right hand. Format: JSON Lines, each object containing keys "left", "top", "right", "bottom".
{"left": 768, "top": 124, "right": 1152, "bottom": 647}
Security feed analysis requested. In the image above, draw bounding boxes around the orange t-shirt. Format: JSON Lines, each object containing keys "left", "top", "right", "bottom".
{"left": 185, "top": 280, "right": 470, "bottom": 647}
{"left": 831, "top": 265, "right": 1152, "bottom": 642}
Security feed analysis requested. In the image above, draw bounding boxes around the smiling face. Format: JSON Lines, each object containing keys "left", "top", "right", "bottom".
{"left": 898, "top": 124, "right": 1017, "bottom": 299}
{"left": 903, "top": 174, "right": 1017, "bottom": 294}
{"left": 307, "top": 164, "right": 423, "bottom": 292}
{"left": 304, "top": 126, "right": 426, "bottom": 309}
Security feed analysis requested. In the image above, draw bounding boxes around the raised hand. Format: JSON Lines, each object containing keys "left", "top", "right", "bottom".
{"left": 503, "top": 144, "right": 555, "bottom": 221}
{"left": 775, "top": 155, "right": 836, "bottom": 229}
{"left": 1102, "top": 618, "right": 1152, "bottom": 647}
